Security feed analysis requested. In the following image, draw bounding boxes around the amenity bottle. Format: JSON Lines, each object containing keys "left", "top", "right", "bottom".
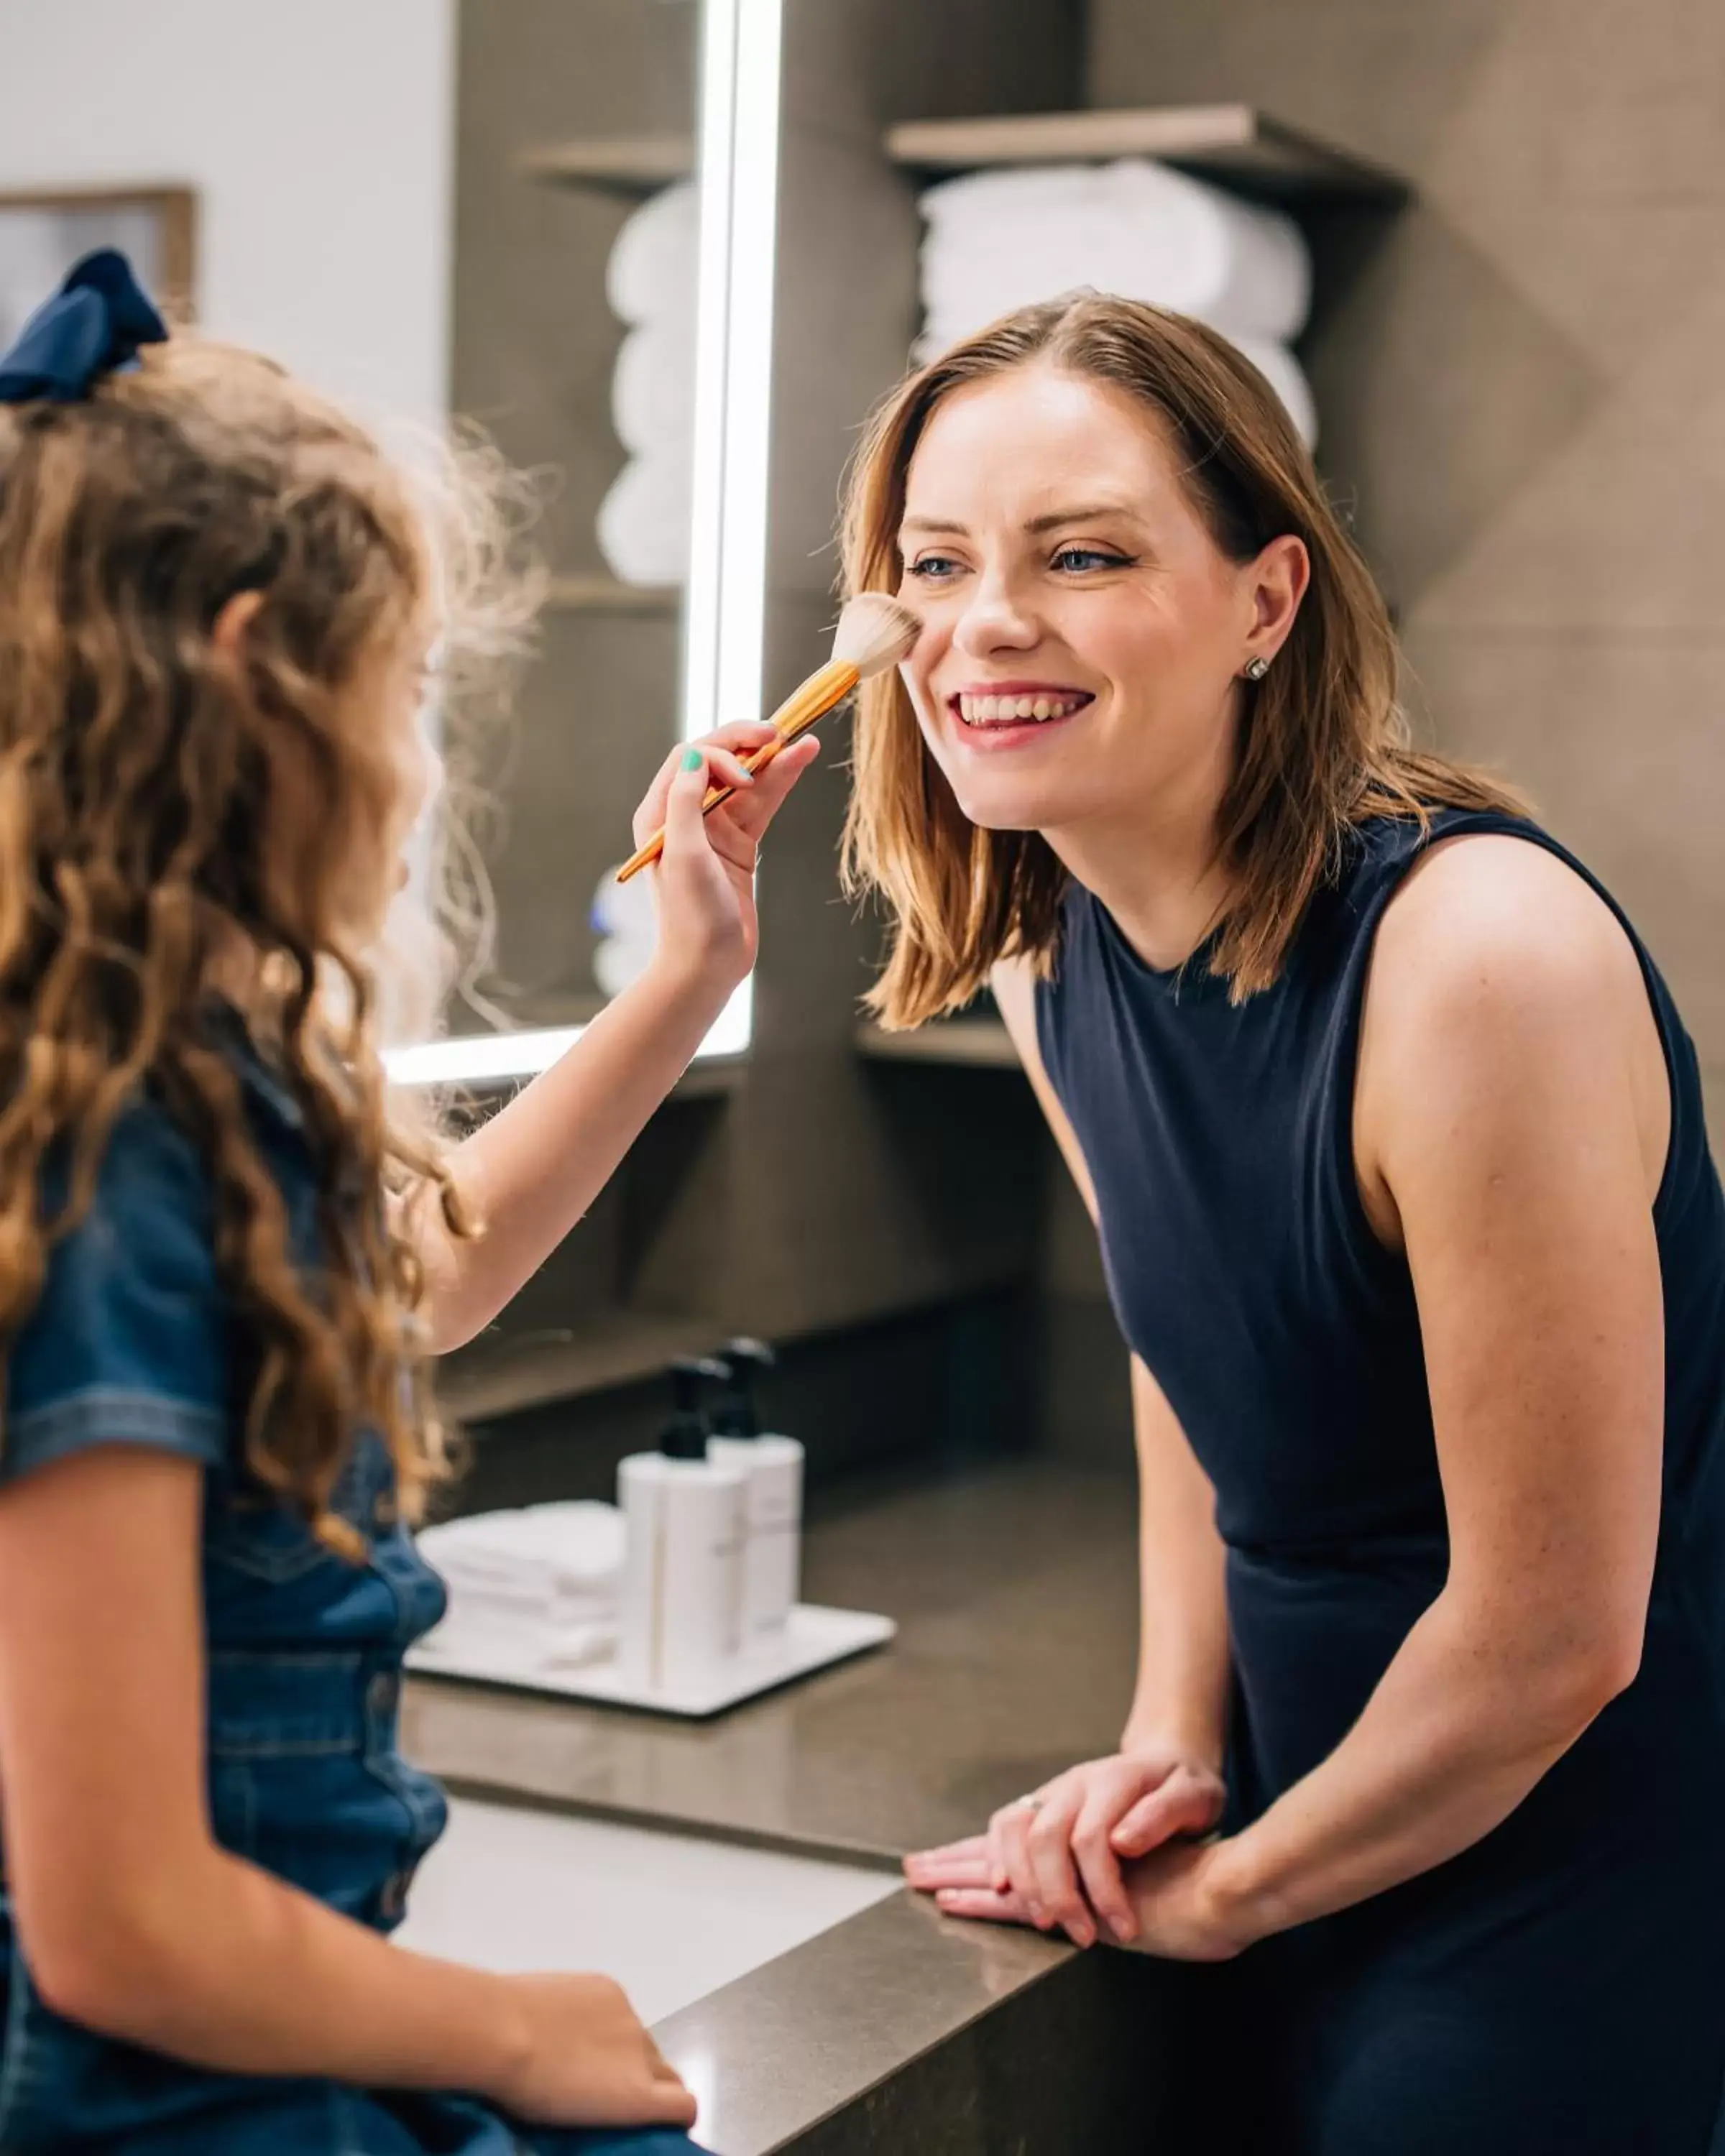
{"left": 617, "top": 1357, "right": 745, "bottom": 1692}
{"left": 707, "top": 1337, "right": 804, "bottom": 1646}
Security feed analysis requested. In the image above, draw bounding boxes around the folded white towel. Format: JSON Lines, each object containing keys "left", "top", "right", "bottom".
{"left": 418, "top": 1501, "right": 625, "bottom": 1582}
{"left": 916, "top": 158, "right": 1311, "bottom": 352}
{"left": 596, "top": 451, "right": 692, "bottom": 586}
{"left": 602, "top": 181, "right": 701, "bottom": 586}
{"left": 416, "top": 1503, "right": 625, "bottom": 1672}
{"left": 426, "top": 1557, "right": 615, "bottom": 1615}
{"left": 418, "top": 1503, "right": 618, "bottom": 1601}
{"left": 606, "top": 180, "right": 700, "bottom": 328}
{"left": 611, "top": 323, "right": 696, "bottom": 459}
{"left": 415, "top": 1610, "right": 616, "bottom": 1674}
{"left": 912, "top": 159, "right": 1317, "bottom": 446}
{"left": 1222, "top": 334, "right": 1318, "bottom": 449}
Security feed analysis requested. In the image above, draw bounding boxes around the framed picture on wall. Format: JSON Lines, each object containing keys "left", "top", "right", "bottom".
{"left": 0, "top": 186, "right": 197, "bottom": 347}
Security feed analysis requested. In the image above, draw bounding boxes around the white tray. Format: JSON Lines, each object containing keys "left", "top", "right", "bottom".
{"left": 405, "top": 1602, "right": 896, "bottom": 1719}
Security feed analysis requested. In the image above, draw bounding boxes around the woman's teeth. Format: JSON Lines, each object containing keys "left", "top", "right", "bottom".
{"left": 955, "top": 692, "right": 1090, "bottom": 727}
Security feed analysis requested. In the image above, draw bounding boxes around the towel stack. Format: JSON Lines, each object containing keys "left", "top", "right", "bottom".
{"left": 597, "top": 181, "right": 699, "bottom": 586}
{"left": 916, "top": 160, "right": 1317, "bottom": 447}
{"left": 415, "top": 1501, "right": 625, "bottom": 1670}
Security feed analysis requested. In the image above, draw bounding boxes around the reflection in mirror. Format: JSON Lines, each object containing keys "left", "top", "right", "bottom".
{"left": 387, "top": 0, "right": 784, "bottom": 1087}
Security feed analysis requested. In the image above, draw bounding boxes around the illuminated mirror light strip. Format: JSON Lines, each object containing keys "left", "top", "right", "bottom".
{"left": 386, "top": 0, "right": 784, "bottom": 1089}
{"left": 681, "top": 0, "right": 784, "bottom": 745}
{"left": 383, "top": 977, "right": 751, "bottom": 1089}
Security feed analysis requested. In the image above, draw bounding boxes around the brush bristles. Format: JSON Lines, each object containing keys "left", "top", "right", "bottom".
{"left": 832, "top": 592, "right": 921, "bottom": 677}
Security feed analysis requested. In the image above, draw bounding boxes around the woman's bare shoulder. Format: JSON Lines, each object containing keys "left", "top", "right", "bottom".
{"left": 1357, "top": 831, "right": 1668, "bottom": 1222}
{"left": 1370, "top": 830, "right": 1650, "bottom": 1046}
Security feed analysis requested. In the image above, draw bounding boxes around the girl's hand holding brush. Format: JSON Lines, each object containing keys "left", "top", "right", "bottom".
{"left": 630, "top": 719, "right": 821, "bottom": 991}
{"left": 617, "top": 594, "right": 921, "bottom": 893}
{"left": 603, "top": 595, "right": 918, "bottom": 1045}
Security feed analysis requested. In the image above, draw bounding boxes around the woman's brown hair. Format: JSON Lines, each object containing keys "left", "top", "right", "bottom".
{"left": 840, "top": 294, "right": 1522, "bottom": 1023}
{"left": 0, "top": 333, "right": 535, "bottom": 1549}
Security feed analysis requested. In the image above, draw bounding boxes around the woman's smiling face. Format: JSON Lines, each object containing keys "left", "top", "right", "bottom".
{"left": 896, "top": 363, "right": 1284, "bottom": 839}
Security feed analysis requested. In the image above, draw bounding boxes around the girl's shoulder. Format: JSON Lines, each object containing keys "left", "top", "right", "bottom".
{"left": 1, "top": 1095, "right": 234, "bottom": 1486}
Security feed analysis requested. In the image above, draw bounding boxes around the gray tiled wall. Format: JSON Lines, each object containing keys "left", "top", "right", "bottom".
{"left": 1090, "top": 0, "right": 1725, "bottom": 1141}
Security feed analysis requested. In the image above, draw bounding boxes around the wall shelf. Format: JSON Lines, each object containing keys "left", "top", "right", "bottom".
{"left": 440, "top": 1312, "right": 727, "bottom": 1424}
{"left": 520, "top": 134, "right": 693, "bottom": 193}
{"left": 885, "top": 104, "right": 1408, "bottom": 204}
{"left": 855, "top": 1018, "right": 1021, "bottom": 1071}
{"left": 524, "top": 109, "right": 1406, "bottom": 206}
{"left": 546, "top": 573, "right": 681, "bottom": 615}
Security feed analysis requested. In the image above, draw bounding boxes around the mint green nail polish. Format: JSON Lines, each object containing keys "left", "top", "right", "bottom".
{"left": 681, "top": 748, "right": 703, "bottom": 772}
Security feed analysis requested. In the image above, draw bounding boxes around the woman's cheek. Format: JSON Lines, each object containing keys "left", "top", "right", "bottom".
{"left": 911, "top": 696, "right": 950, "bottom": 769}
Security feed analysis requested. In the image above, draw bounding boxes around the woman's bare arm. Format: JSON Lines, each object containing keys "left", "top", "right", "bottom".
{"left": 1152, "top": 837, "right": 1668, "bottom": 1954}
{"left": 993, "top": 957, "right": 1231, "bottom": 1769}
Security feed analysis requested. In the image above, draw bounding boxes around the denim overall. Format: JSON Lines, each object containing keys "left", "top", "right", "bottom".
{"left": 0, "top": 1008, "right": 704, "bottom": 2155}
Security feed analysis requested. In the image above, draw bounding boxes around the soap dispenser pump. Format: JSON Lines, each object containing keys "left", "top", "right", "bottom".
{"left": 617, "top": 1356, "right": 746, "bottom": 1692}
{"left": 707, "top": 1338, "right": 804, "bottom": 1644}
{"left": 661, "top": 1355, "right": 719, "bottom": 1457}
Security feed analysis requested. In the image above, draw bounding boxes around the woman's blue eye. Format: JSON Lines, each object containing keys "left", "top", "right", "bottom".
{"left": 907, "top": 555, "right": 962, "bottom": 581}
{"left": 1053, "top": 546, "right": 1128, "bottom": 573}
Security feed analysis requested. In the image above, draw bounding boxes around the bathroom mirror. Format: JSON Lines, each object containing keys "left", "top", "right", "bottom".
{"left": 387, "top": 0, "right": 784, "bottom": 1087}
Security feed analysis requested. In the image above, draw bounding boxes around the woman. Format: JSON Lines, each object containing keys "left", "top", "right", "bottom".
{"left": 847, "top": 295, "right": 1725, "bottom": 2151}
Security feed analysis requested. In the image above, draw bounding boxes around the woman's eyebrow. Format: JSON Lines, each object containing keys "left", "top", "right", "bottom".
{"left": 899, "top": 504, "right": 1142, "bottom": 540}
{"left": 1023, "top": 502, "right": 1141, "bottom": 533}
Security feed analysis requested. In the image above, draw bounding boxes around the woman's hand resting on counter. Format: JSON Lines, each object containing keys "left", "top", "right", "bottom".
{"left": 903, "top": 1741, "right": 1227, "bottom": 1951}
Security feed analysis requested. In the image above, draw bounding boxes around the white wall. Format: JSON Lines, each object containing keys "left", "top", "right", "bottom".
{"left": 0, "top": 0, "right": 456, "bottom": 430}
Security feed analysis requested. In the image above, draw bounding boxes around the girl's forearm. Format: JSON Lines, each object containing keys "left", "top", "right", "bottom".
{"left": 65, "top": 1844, "right": 528, "bottom": 2095}
{"left": 1197, "top": 1587, "right": 1627, "bottom": 1945}
{"left": 423, "top": 954, "right": 733, "bottom": 1350}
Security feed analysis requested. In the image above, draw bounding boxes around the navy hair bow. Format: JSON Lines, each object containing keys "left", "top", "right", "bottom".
{"left": 0, "top": 248, "right": 168, "bottom": 405}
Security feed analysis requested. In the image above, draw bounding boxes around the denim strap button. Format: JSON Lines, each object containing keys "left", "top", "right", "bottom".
{"left": 377, "top": 1868, "right": 413, "bottom": 1923}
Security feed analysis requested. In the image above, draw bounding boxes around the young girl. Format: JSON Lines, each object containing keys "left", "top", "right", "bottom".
{"left": 0, "top": 250, "right": 816, "bottom": 2153}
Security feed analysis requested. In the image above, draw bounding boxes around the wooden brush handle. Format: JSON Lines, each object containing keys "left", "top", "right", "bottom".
{"left": 615, "top": 657, "right": 860, "bottom": 883}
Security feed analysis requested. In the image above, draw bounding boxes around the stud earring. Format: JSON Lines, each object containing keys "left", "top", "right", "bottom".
{"left": 1242, "top": 655, "right": 1270, "bottom": 681}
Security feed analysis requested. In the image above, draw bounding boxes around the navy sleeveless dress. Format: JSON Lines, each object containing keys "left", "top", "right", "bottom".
{"left": 1036, "top": 810, "right": 1725, "bottom": 2155}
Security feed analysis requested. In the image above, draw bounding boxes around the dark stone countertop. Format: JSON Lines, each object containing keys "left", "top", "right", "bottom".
{"left": 403, "top": 1452, "right": 1143, "bottom": 1864}
{"left": 402, "top": 1453, "right": 1195, "bottom": 2155}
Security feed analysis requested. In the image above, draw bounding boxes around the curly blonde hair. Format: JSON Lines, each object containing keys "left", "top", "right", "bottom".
{"left": 840, "top": 295, "right": 1524, "bottom": 1023}
{"left": 0, "top": 333, "right": 538, "bottom": 1549}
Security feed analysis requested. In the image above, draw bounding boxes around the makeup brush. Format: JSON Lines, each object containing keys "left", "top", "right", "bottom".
{"left": 616, "top": 591, "right": 921, "bottom": 883}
